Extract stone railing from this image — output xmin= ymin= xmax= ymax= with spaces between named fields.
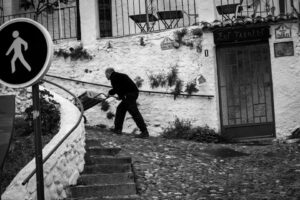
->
xmin=1 ymin=87 xmax=86 ymax=200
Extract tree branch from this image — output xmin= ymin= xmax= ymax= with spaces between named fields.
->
xmin=21 ymin=0 xmax=71 ymax=17
xmin=36 ymin=0 xmax=64 ymax=16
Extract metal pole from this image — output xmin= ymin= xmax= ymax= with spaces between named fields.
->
xmin=76 ymin=0 xmax=81 ymax=40
xmin=32 ymin=84 xmax=45 ymax=200
xmin=298 ymin=0 xmax=300 ymax=35
xmin=0 ymin=170 xmax=2 ymax=200
xmin=58 ymin=0 xmax=63 ymax=39
xmin=145 ymin=0 xmax=150 ymax=31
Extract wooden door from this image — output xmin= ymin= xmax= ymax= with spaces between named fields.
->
xmin=217 ymin=42 xmax=275 ymax=139
xmin=98 ymin=0 xmax=112 ymax=37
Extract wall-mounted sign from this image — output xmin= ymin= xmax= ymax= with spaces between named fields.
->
xmin=197 ymin=75 xmax=206 ymax=84
xmin=275 ymin=24 xmax=292 ymax=39
xmin=205 ymin=49 xmax=209 ymax=57
xmin=213 ymin=26 xmax=270 ymax=45
xmin=160 ymin=37 xmax=174 ymax=50
xmin=274 ymin=41 xmax=294 ymax=57
xmin=0 ymin=18 xmax=53 ymax=88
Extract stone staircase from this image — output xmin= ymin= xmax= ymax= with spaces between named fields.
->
xmin=65 ymin=136 xmax=139 ymax=200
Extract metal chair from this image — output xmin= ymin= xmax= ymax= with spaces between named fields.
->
xmin=129 ymin=14 xmax=158 ymax=32
xmin=216 ymin=0 xmax=244 ymax=20
xmin=157 ymin=10 xmax=183 ymax=29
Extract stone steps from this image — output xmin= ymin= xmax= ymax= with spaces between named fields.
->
xmin=83 ymin=163 xmax=132 ymax=174
xmin=85 ymin=156 xmax=132 ymax=165
xmin=66 ymin=194 xmax=140 ymax=200
xmin=66 ymin=131 xmax=139 ymax=200
xmin=86 ymin=139 xmax=103 ymax=147
xmin=68 ymin=183 xmax=137 ymax=199
xmin=77 ymin=173 xmax=134 ymax=185
xmin=86 ymin=147 xmax=122 ymax=157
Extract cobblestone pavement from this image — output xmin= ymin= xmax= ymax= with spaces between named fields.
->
xmin=86 ymin=127 xmax=300 ymax=200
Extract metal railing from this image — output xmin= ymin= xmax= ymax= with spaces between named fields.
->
xmin=22 ymin=79 xmax=84 ymax=185
xmin=100 ymin=0 xmax=198 ymax=38
xmin=215 ymin=0 xmax=297 ymax=21
xmin=1 ymin=6 xmax=79 ymax=41
xmin=45 ymin=74 xmax=214 ymax=99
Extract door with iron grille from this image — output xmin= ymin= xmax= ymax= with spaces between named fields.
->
xmin=216 ymin=42 xmax=275 ymax=139
xmin=98 ymin=0 xmax=112 ymax=37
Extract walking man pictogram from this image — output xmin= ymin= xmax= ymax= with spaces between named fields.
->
xmin=5 ymin=30 xmax=31 ymax=73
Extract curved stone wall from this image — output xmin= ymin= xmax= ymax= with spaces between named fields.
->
xmin=1 ymin=87 xmax=86 ymax=200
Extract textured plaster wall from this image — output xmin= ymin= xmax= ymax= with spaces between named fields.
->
xmin=4 ymin=0 xmax=30 ymax=14
xmin=49 ymin=28 xmax=220 ymax=136
xmin=198 ymin=0 xmax=216 ymax=22
xmin=1 ymin=88 xmax=86 ymax=200
xmin=3 ymin=0 xmax=13 ymax=15
xmin=269 ymin=22 xmax=300 ymax=138
xmin=79 ymin=0 xmax=98 ymax=47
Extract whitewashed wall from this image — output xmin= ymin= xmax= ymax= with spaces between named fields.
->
xmin=269 ymin=22 xmax=300 ymax=138
xmin=1 ymin=88 xmax=86 ymax=200
xmin=3 ymin=0 xmax=13 ymax=15
xmin=79 ymin=0 xmax=98 ymax=47
xmin=49 ymin=27 xmax=220 ymax=136
xmin=198 ymin=0 xmax=217 ymax=22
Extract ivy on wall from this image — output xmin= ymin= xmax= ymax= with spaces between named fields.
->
xmin=173 ymin=27 xmax=203 ymax=53
xmin=54 ymin=45 xmax=93 ymax=61
xmin=147 ymin=65 xmax=202 ymax=99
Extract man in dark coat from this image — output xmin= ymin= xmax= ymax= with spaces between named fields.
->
xmin=105 ymin=68 xmax=149 ymax=138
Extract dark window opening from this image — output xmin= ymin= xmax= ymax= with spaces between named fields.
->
xmin=99 ymin=0 xmax=112 ymax=37
xmin=279 ymin=0 xmax=285 ymax=15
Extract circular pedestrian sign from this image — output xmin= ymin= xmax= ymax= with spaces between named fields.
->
xmin=0 ymin=18 xmax=53 ymax=88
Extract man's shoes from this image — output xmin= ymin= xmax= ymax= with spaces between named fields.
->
xmin=135 ymin=130 xmax=149 ymax=139
xmin=109 ymin=128 xmax=122 ymax=135
xmin=114 ymin=130 xmax=122 ymax=135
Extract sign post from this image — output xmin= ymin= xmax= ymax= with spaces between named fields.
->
xmin=32 ymin=84 xmax=44 ymax=200
xmin=0 ymin=18 xmax=53 ymax=200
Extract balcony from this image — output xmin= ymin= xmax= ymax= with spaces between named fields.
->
xmin=215 ymin=0 xmax=298 ymax=23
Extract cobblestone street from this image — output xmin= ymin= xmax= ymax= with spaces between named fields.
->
xmin=87 ymin=127 xmax=300 ymax=200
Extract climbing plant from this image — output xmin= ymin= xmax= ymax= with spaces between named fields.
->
xmin=54 ymin=45 xmax=93 ymax=61
xmin=167 ymin=65 xmax=179 ymax=87
xmin=172 ymin=79 xmax=183 ymax=100
xmin=134 ymin=76 xmax=144 ymax=88
xmin=185 ymin=81 xmax=199 ymax=96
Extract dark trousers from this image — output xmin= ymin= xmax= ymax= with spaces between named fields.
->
xmin=114 ymin=92 xmax=147 ymax=132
